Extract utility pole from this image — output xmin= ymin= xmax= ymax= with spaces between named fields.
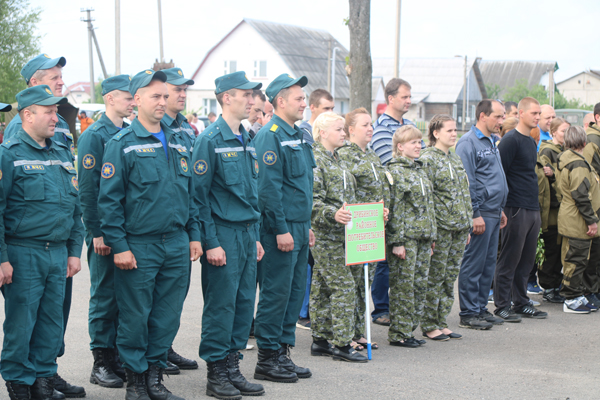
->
xmin=82 ymin=8 xmax=95 ymax=103
xmin=115 ymin=0 xmax=121 ymax=74
xmin=394 ymin=0 xmax=401 ymax=78
xmin=157 ymin=0 xmax=165 ymax=62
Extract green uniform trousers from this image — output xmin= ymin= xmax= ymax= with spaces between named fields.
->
xmin=1 ymin=243 xmax=67 ymax=385
xmin=310 ymin=239 xmax=357 ymax=347
xmin=421 ymin=228 xmax=468 ymax=333
xmin=86 ymin=232 xmax=119 ymax=350
xmin=388 ymin=239 xmax=431 ymax=342
xmin=255 ymin=220 xmax=310 ymax=350
xmin=560 ymin=237 xmax=600 ymax=299
xmin=57 ymin=276 xmax=72 ymax=358
xmin=115 ymin=229 xmax=189 ymax=373
xmin=199 ymin=223 xmax=257 ymax=362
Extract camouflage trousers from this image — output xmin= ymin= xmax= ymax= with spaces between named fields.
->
xmin=559 ymin=237 xmax=600 ymax=299
xmin=310 ymin=239 xmax=358 ymax=347
xmin=388 ymin=239 xmax=432 ymax=342
xmin=420 ymin=228 xmax=468 ymax=333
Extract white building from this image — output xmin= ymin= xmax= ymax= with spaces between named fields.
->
xmin=63 ymin=81 xmax=95 ymax=105
xmin=557 ymin=70 xmax=600 ymax=107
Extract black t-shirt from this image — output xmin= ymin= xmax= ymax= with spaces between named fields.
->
xmin=498 ymin=129 xmax=539 ymax=210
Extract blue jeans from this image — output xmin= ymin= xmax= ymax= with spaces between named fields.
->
xmin=299 ymin=264 xmax=312 ymax=319
xmin=371 ymin=260 xmax=389 ymax=320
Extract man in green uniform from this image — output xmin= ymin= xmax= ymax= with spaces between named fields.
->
xmin=98 ymin=70 xmax=202 ymax=400
xmin=78 ymin=75 xmax=135 ymax=389
xmin=193 ymin=71 xmax=265 ymax=399
xmin=3 ymin=53 xmax=84 ymax=398
xmin=160 ymin=68 xmax=201 ymax=373
xmin=253 ymin=74 xmax=315 ymax=382
xmin=0 ymin=86 xmax=84 ymax=400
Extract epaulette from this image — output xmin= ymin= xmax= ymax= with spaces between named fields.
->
xmin=1 ymin=138 xmax=20 ymax=148
xmin=93 ymin=124 xmax=100 ymax=131
xmin=64 ymin=132 xmax=73 ymax=139
xmin=113 ymin=127 xmax=133 ymax=141
xmin=270 ymin=124 xmax=279 ymax=132
xmin=53 ymin=140 xmax=69 ymax=149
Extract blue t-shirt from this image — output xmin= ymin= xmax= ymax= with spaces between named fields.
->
xmin=234 ymin=133 xmax=243 ymax=145
xmin=152 ymin=129 xmax=168 ymax=159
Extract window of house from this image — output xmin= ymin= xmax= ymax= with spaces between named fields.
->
xmin=203 ymin=98 xmax=217 ymax=115
xmin=452 ymin=104 xmax=458 ymax=120
xmin=253 ymin=61 xmax=267 ymax=77
xmin=224 ymin=61 xmax=237 ymax=74
xmin=470 ymin=105 xmax=476 ymax=121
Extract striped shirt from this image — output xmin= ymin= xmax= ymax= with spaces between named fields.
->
xmin=370 ymin=113 xmax=415 ymax=165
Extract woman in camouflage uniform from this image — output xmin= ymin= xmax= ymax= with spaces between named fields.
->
xmin=419 ymin=115 xmax=472 ymax=341
xmin=338 ymin=108 xmax=390 ymax=351
xmin=387 ymin=125 xmax=436 ymax=348
xmin=310 ymin=112 xmax=368 ymax=363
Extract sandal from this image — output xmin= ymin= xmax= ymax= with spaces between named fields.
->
xmin=356 ymin=339 xmax=378 ymax=350
xmin=350 ymin=341 xmax=364 ymax=351
xmin=373 ymin=315 xmax=391 ymax=326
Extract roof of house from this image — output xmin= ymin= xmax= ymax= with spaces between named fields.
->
xmin=192 ymin=18 xmax=350 ymax=99
xmin=557 ymin=69 xmax=600 ymax=85
xmin=63 ymin=81 xmax=94 ymax=96
xmin=479 ymin=60 xmax=558 ymax=97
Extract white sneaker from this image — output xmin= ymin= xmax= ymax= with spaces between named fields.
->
xmin=243 ymin=344 xmax=255 ymax=350
xmin=563 ymin=297 xmax=591 ymax=314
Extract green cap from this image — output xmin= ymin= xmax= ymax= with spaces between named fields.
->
xmin=102 ymin=74 xmax=132 ymax=96
xmin=21 ymin=54 xmax=67 ymax=84
xmin=0 ymin=103 xmax=11 ymax=112
xmin=163 ymin=68 xmax=194 ymax=86
xmin=214 ymin=71 xmax=262 ymax=95
xmin=129 ymin=69 xmax=167 ymax=96
xmin=16 ymin=85 xmax=68 ymax=111
xmin=266 ymin=73 xmax=308 ymax=103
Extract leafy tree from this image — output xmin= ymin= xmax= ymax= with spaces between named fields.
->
xmin=485 ymin=84 xmax=501 ymax=100
xmin=503 ymin=79 xmax=592 ymax=110
xmin=0 ymin=0 xmax=41 ymax=106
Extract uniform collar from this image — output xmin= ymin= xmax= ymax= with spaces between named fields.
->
xmin=215 ymin=115 xmax=250 ymax=143
xmin=16 ymin=128 xmax=62 ymax=151
xmin=131 ymin=117 xmax=168 ymax=138
xmin=162 ymin=112 xmax=186 ymax=129
xmin=98 ymin=112 xmax=126 ymax=134
xmin=270 ymin=114 xmax=300 ymax=138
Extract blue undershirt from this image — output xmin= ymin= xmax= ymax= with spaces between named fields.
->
xmin=152 ymin=129 xmax=168 ymax=159
xmin=234 ymin=133 xmax=243 ymax=145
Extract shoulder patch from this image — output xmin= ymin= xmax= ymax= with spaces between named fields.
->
xmin=194 ymin=160 xmax=207 ymax=175
xmin=0 ymin=170 xmax=2 ymax=180
xmin=270 ymin=124 xmax=278 ymax=132
xmin=263 ymin=151 xmax=277 ymax=165
xmin=385 ymin=171 xmax=394 ymax=185
xmin=82 ymin=154 xmax=96 ymax=169
xmin=101 ymin=162 xmax=115 ymax=178
xmin=113 ymin=128 xmax=133 ymax=141
xmin=1 ymin=138 xmax=20 ymax=149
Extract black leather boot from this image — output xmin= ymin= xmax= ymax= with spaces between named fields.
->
xmin=277 ymin=344 xmax=311 ymax=378
xmin=206 ymin=358 xmax=241 ymax=400
xmin=52 ymin=374 xmax=85 ymax=398
xmin=50 ymin=389 xmax=65 ymax=399
xmin=108 ymin=348 xmax=127 ymax=382
xmin=5 ymin=381 xmax=30 ymax=400
xmin=163 ymin=361 xmax=180 ymax=376
xmin=125 ymin=369 xmax=151 ymax=400
xmin=31 ymin=377 xmax=54 ymax=400
xmin=253 ymin=348 xmax=298 ymax=383
xmin=146 ymin=365 xmax=184 ymax=400
xmin=90 ymin=348 xmax=124 ymax=388
xmin=226 ymin=352 xmax=264 ymax=396
xmin=167 ymin=347 xmax=198 ymax=370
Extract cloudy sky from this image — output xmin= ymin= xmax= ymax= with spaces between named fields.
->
xmin=29 ymin=0 xmax=599 ymax=88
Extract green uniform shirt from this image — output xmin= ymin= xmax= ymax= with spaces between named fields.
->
xmin=162 ymin=112 xmax=196 ymax=152
xmin=98 ymin=118 xmax=201 ymax=254
xmin=254 ymin=114 xmax=315 ymax=234
xmin=0 ymin=129 xmax=84 ymax=262
xmin=78 ymin=113 xmax=129 ymax=237
xmin=337 ymin=141 xmax=391 ymax=206
xmin=387 ymin=156 xmax=436 ymax=246
xmin=192 ymin=116 xmax=260 ymax=250
xmin=419 ymin=147 xmax=472 ymax=232
xmin=312 ymin=141 xmax=356 ymax=241
xmin=4 ymin=113 xmax=75 ymax=159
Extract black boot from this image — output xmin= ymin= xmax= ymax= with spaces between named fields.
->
xmin=277 ymin=344 xmax=311 ymax=378
xmin=90 ymin=348 xmax=124 ymax=388
xmin=5 ymin=381 xmax=30 ymax=400
xmin=167 ymin=347 xmax=198 ymax=370
xmin=52 ymin=374 xmax=85 ymax=398
xmin=108 ymin=348 xmax=127 ymax=382
xmin=146 ymin=365 xmax=184 ymax=400
xmin=206 ymin=359 xmax=241 ymax=400
xmin=125 ymin=369 xmax=151 ymax=400
xmin=163 ymin=361 xmax=180 ymax=376
xmin=253 ymin=348 xmax=298 ymax=383
xmin=31 ymin=377 xmax=54 ymax=400
xmin=226 ymin=352 xmax=264 ymax=396
xmin=51 ymin=390 xmax=65 ymax=400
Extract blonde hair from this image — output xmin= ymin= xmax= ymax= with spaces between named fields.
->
xmin=392 ymin=125 xmax=422 ymax=157
xmin=312 ymin=112 xmax=345 ymax=143
xmin=500 ymin=117 xmax=518 ymax=137
xmin=344 ymin=107 xmax=370 ymax=134
xmin=186 ymin=113 xmax=194 ymax=123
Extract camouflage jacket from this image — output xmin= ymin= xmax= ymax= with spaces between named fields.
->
xmin=387 ymin=156 xmax=436 ymax=246
xmin=312 ymin=141 xmax=356 ymax=241
xmin=583 ymin=123 xmax=600 ymax=176
xmin=419 ymin=147 xmax=472 ymax=232
xmin=337 ymin=141 xmax=391 ymax=207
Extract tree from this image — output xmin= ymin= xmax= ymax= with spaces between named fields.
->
xmin=347 ymin=0 xmax=372 ymax=111
xmin=485 ymin=84 xmax=501 ymax=100
xmin=0 ymin=0 xmax=41 ymax=105
xmin=503 ymin=78 xmax=592 ymax=110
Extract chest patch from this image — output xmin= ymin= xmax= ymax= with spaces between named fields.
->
xmin=221 ymin=152 xmax=238 ymax=158
xmin=71 ymin=176 xmax=79 ymax=191
xmin=385 ymin=171 xmax=394 ymax=185
xmin=23 ymin=165 xmax=45 ymax=171
xmin=136 ymin=148 xmax=155 ymax=153
xmin=255 ymin=160 xmax=259 ymax=174
xmin=180 ymin=158 xmax=188 ymax=172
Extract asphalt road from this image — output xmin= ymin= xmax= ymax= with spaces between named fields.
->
xmin=0 ymin=247 xmax=595 ymax=400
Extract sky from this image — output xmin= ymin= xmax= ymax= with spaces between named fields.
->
xmin=28 ymin=0 xmax=600 ymax=89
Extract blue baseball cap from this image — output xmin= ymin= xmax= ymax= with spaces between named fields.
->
xmin=21 ymin=54 xmax=67 ymax=84
xmin=129 ymin=69 xmax=167 ymax=96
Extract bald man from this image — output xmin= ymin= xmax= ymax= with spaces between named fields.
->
xmin=583 ymin=112 xmax=595 ymax=130
xmin=537 ymin=105 xmax=555 ymax=150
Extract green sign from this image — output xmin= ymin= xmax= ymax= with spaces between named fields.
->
xmin=345 ymin=201 xmax=386 ymax=265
